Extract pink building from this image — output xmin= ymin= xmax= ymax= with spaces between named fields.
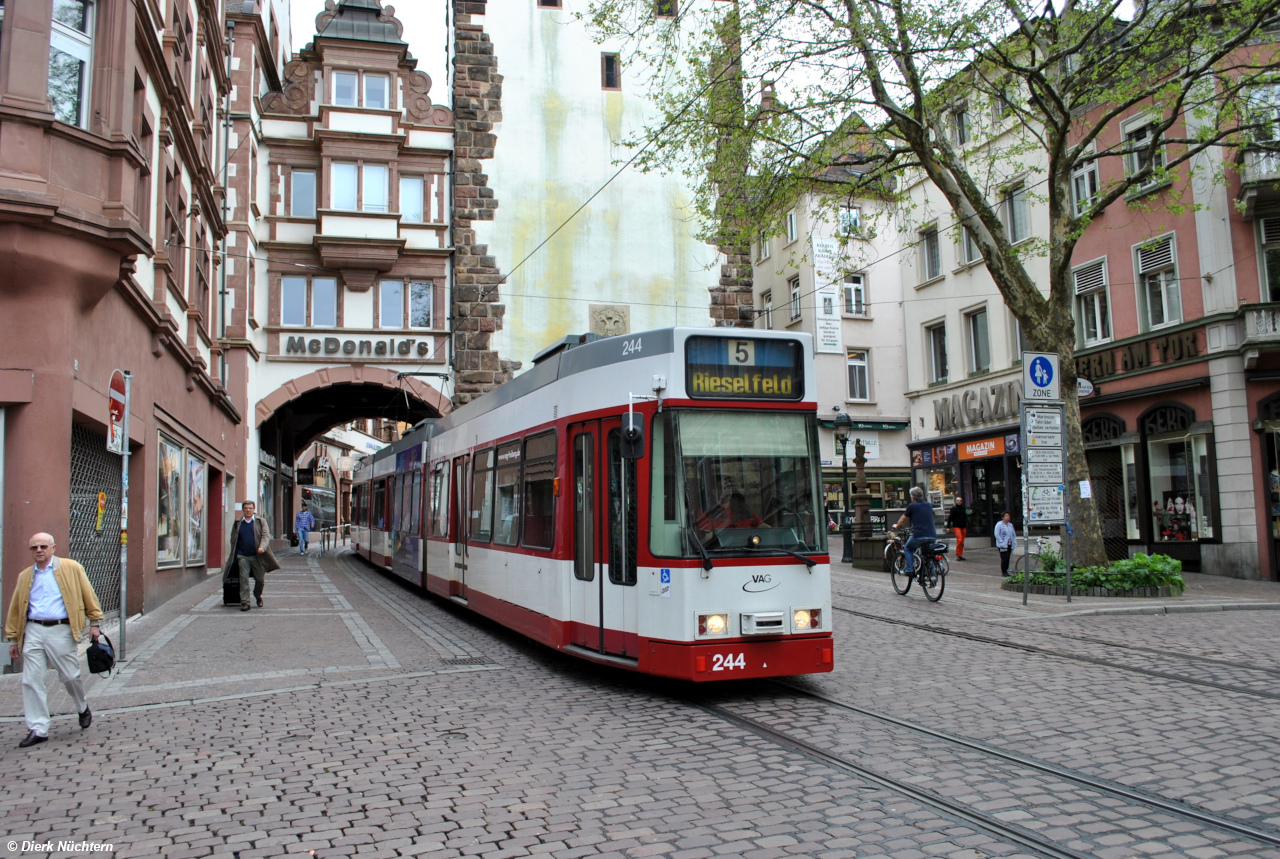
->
xmin=1070 ymin=97 xmax=1280 ymax=578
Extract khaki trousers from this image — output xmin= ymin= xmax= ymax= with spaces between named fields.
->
xmin=237 ymin=554 xmax=265 ymax=604
xmin=22 ymin=622 xmax=88 ymax=736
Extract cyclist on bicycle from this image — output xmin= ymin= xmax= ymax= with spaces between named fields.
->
xmin=894 ymin=486 xmax=936 ymax=577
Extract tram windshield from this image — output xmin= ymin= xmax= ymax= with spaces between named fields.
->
xmin=650 ymin=411 xmax=826 ymax=558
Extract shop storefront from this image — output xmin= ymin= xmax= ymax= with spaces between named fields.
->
xmin=1081 ymin=401 xmax=1219 ymax=571
xmin=1256 ymin=392 xmax=1280 ymax=579
xmin=909 ymin=427 xmax=1024 ymax=541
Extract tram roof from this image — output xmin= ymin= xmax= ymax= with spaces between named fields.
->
xmin=427 ymin=327 xmax=809 ymax=439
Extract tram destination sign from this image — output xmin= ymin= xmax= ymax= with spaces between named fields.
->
xmin=686 ymin=336 xmax=805 ymax=400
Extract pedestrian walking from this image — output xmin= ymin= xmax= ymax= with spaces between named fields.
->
xmin=4 ymin=533 xmax=103 ymax=748
xmin=995 ymin=511 xmax=1017 ymax=577
xmin=294 ymin=503 xmax=315 ymax=555
xmin=947 ymin=495 xmax=968 ymax=560
xmin=224 ymin=501 xmax=279 ymax=611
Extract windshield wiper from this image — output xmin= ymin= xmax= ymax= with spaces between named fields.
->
xmin=682 ymin=483 xmax=714 ymax=571
xmin=738 ymin=544 xmax=817 ymax=570
xmin=686 ymin=525 xmax=714 ymax=571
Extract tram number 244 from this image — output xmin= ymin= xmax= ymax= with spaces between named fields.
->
xmin=711 ymin=652 xmax=747 ymax=672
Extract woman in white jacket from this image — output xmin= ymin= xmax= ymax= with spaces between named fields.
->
xmin=994 ymin=512 xmax=1017 ymax=577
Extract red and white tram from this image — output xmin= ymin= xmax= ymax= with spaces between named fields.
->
xmin=351 ymin=327 xmax=833 ymax=681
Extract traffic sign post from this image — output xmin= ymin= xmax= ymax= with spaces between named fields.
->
xmin=107 ymin=370 xmax=131 ymax=661
xmin=1020 ymin=353 xmax=1069 ymax=604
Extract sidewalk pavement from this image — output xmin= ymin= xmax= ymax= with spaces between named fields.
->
xmin=838 ymin=542 xmax=1280 ymax=617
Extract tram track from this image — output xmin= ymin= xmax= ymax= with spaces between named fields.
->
xmin=834 ymin=604 xmax=1280 ymax=701
xmin=683 ymin=683 xmax=1280 ymax=859
xmin=768 ymin=680 xmax=1280 ymax=849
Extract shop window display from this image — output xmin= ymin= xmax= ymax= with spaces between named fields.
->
xmin=1266 ymin=425 xmax=1280 ymax=539
xmin=1148 ymin=434 xmax=1212 ymax=541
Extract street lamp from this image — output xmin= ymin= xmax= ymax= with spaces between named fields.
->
xmin=833 ymin=412 xmax=854 ymax=564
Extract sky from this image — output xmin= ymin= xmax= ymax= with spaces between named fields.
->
xmin=289 ymin=0 xmax=451 ymax=106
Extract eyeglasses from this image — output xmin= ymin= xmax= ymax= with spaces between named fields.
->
xmin=29 ymin=545 xmax=51 ymax=551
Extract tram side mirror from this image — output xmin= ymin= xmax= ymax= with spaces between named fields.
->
xmin=620 ymin=413 xmax=645 ymax=460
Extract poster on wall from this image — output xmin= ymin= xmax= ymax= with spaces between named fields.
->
xmin=157 ymin=435 xmax=183 ymax=565
xmin=186 ymin=454 xmax=206 ymax=563
xmin=811 ymin=236 xmax=843 ymax=354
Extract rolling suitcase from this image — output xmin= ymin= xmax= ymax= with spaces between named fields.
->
xmin=223 ymin=563 xmax=241 ymax=605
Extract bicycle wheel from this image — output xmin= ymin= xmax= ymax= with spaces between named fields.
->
xmin=934 ymin=555 xmax=950 ymax=576
xmin=922 ymin=560 xmax=946 ymax=601
xmin=1012 ymin=552 xmax=1039 ymax=574
xmin=891 ymin=551 xmax=914 ymax=594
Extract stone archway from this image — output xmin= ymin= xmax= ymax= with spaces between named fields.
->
xmin=255 ymin=365 xmax=451 ymax=428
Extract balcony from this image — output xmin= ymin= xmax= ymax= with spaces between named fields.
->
xmin=1237 ymin=148 xmax=1280 ymax=220
xmin=1241 ymin=302 xmax=1280 ymax=369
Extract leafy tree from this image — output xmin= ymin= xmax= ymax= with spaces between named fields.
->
xmin=587 ymin=0 xmax=1280 ymax=565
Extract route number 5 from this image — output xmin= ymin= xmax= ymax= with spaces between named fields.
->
xmin=731 ymin=340 xmax=755 ymax=366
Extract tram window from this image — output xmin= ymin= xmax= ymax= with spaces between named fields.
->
xmin=649 ymin=412 xmax=682 ymax=556
xmin=608 ymin=430 xmax=638 ymax=585
xmin=493 ymin=440 xmax=522 ymax=546
xmin=372 ymin=479 xmax=387 ymax=530
xmin=430 ymin=465 xmax=449 ymax=537
xmin=387 ymin=476 xmax=399 ymax=531
xmin=410 ymin=470 xmax=423 ymax=534
xmin=573 ymin=433 xmax=594 ymax=582
xmin=470 ymin=449 xmax=495 ymax=543
xmin=522 ymin=431 xmax=556 ymax=550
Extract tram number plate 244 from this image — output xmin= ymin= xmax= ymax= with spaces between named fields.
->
xmin=711 ymin=652 xmax=747 ymax=672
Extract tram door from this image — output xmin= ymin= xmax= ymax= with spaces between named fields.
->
xmin=569 ymin=419 xmax=639 ymax=658
xmin=451 ymin=455 xmax=469 ymax=600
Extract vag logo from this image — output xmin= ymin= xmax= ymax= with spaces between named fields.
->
xmin=742 ymin=573 xmax=778 ymax=593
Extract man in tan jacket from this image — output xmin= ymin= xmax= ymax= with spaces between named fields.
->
xmin=4 ymin=533 xmax=104 ymax=748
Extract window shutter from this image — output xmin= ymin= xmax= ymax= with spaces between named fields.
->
xmin=1073 ymin=260 xmax=1107 ymax=294
xmin=1137 ymin=237 xmax=1173 ymax=273
xmin=1262 ymin=217 xmax=1280 ymax=246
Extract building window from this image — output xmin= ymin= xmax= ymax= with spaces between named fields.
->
xmin=1071 ymin=154 xmax=1099 ymax=216
xmin=1260 ymin=217 xmax=1280 ymax=302
xmin=759 ymin=291 xmax=773 ymax=329
xmin=921 ymin=226 xmax=941 ymax=281
xmin=1125 ymin=120 xmax=1165 ymax=187
xmin=1073 ymin=259 xmax=1111 ymax=345
xmin=49 ymin=0 xmax=95 ymax=128
xmin=1010 ymin=313 xmax=1030 ymax=363
xmin=601 ymin=53 xmax=621 ymax=90
xmin=409 ymin=281 xmax=433 ymax=328
xmin=838 ymin=206 xmax=860 ymax=235
xmin=843 ymin=274 xmax=867 ymax=315
xmin=291 ymin=169 xmax=316 ymax=218
xmin=655 ymin=0 xmax=677 ymax=15
xmin=363 ymin=164 xmax=389 ymax=213
xmin=950 ymin=107 xmax=969 ymax=145
xmin=757 ymin=231 xmax=770 ymax=261
xmin=1137 ymin=236 xmax=1180 ymax=329
xmin=332 ymin=162 xmax=358 ymax=210
xmin=380 ymin=280 xmax=405 ymax=328
xmin=847 ymin=350 xmax=870 ymax=400
xmin=961 ymin=225 xmax=981 ymax=265
xmin=786 ymin=209 xmax=798 ymax=243
xmin=966 ymin=308 xmax=990 ymax=374
xmin=1 ymin=2 xmax=6 ymax=58
xmin=927 ymin=322 xmax=948 ymax=384
xmin=789 ymin=276 xmax=802 ymax=320
xmin=281 ymin=276 xmax=307 ymax=326
xmin=400 ymin=175 xmax=424 ymax=223
xmin=333 ymin=71 xmax=358 ymax=106
xmin=1149 ymin=433 xmax=1213 ymax=542
xmin=538 ymin=0 xmax=561 ymax=6
xmin=1003 ymin=184 xmax=1030 ymax=243
xmin=312 ymin=278 xmax=337 ymax=327
xmin=365 ymin=74 xmax=389 ymax=109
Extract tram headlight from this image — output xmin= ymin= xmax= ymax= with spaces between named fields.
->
xmin=698 ymin=613 xmax=729 ymax=636
xmin=792 ymin=609 xmax=822 ymax=632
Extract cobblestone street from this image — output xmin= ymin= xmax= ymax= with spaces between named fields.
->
xmin=2 ymin=550 xmax=1279 ymax=859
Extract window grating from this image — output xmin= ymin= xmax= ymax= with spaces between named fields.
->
xmin=68 ymin=424 xmax=122 ymax=614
